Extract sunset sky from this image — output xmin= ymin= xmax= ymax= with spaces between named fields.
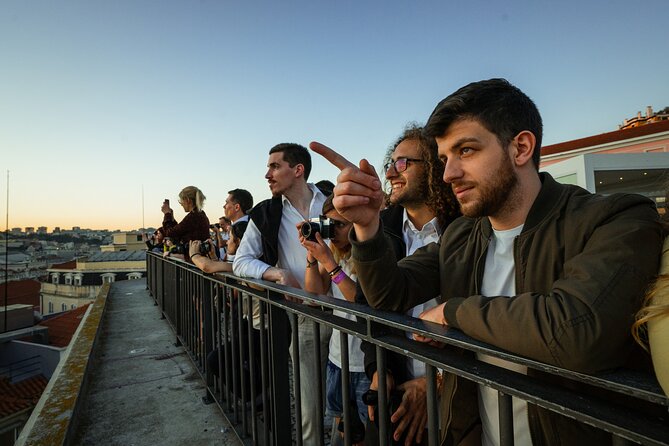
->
xmin=2 ymin=0 xmax=668 ymax=231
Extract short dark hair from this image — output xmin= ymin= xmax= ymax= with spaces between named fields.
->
xmin=231 ymin=221 xmax=249 ymax=240
xmin=227 ymin=188 xmax=254 ymax=214
xmin=424 ymin=78 xmax=543 ymax=170
xmin=269 ymin=143 xmax=312 ymax=180
xmin=315 ymin=180 xmax=335 ymax=196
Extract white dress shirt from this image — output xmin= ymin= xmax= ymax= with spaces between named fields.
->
xmin=233 ymin=184 xmax=326 ymax=288
xmin=402 ymin=209 xmax=441 ymax=378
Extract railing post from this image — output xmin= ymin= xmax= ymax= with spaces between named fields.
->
xmin=498 ymin=391 xmax=514 ymax=446
xmin=291 ymin=312 xmax=302 ymax=446
xmin=376 ymin=345 xmax=389 ymax=446
xmin=268 ymin=290 xmax=292 ymax=446
xmin=426 ymin=365 xmax=439 ymax=446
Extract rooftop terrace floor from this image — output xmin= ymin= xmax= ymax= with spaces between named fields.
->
xmin=73 ymin=279 xmax=241 ymax=445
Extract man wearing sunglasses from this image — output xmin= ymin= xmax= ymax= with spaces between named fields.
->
xmin=361 ymin=124 xmax=460 ymax=445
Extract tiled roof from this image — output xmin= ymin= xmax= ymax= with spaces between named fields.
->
xmin=39 ymin=304 xmax=91 ymax=347
xmin=0 ymin=375 xmax=48 ymax=418
xmin=542 ymin=119 xmax=669 ymax=156
xmin=50 ymin=260 xmax=77 ymax=270
xmin=0 ymin=279 xmax=40 ymax=310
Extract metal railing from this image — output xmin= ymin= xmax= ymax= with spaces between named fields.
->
xmin=146 ymin=252 xmax=669 ymax=446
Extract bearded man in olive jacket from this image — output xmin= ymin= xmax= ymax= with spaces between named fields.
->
xmin=309 ymin=78 xmax=663 ymax=446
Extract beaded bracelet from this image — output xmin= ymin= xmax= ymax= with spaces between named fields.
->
xmin=331 ymin=269 xmax=347 ymax=284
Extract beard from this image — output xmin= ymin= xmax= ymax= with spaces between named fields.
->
xmin=453 ymin=151 xmax=519 ymax=218
xmin=390 ymin=174 xmax=428 ymax=208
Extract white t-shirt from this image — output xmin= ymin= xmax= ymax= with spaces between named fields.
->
xmin=328 ymin=258 xmax=365 ymax=372
xmin=478 ymin=224 xmax=532 ymax=446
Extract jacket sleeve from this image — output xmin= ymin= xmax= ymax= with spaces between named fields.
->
xmin=351 ymin=220 xmax=442 ymax=313
xmin=444 ymin=196 xmax=663 ymax=373
xmin=161 ymin=212 xmax=193 ymax=241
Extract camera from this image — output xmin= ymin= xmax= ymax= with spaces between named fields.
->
xmin=299 ymin=216 xmax=335 ymax=241
xmin=209 ymin=223 xmax=221 ymax=229
xmin=199 ymin=240 xmax=212 ymax=256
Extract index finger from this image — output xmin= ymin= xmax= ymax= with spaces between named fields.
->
xmin=309 ymin=141 xmax=356 ymax=170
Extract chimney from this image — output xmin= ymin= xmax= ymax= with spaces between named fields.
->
xmin=646 ymin=105 xmax=653 ymax=118
xmin=637 ymin=111 xmax=642 ymax=119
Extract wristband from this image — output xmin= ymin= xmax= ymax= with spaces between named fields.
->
xmin=307 ymin=258 xmax=318 ymax=268
xmin=331 ymin=269 xmax=346 ymax=284
xmin=191 ymin=253 xmax=202 ymax=259
xmin=328 ymin=265 xmax=342 ymax=277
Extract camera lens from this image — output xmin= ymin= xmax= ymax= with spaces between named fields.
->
xmin=299 ymin=222 xmax=313 ymax=239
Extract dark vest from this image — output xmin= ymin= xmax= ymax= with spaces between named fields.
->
xmin=248 ymin=196 xmax=283 ymax=267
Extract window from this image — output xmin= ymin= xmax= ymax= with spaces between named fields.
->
xmin=48 ymin=302 xmax=53 ymax=313
xmin=101 ymin=273 xmax=116 ymax=284
xmin=64 ymin=274 xmax=73 ymax=285
xmin=74 ymin=274 xmax=83 ymax=286
xmin=51 ymin=273 xmax=59 ymax=284
xmin=62 ymin=303 xmax=67 ymax=312
xmin=71 ymin=304 xmax=76 ymax=309
xmin=127 ymin=272 xmax=142 ymax=280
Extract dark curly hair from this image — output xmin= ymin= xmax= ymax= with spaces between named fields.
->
xmin=383 ymin=123 xmax=460 ymax=228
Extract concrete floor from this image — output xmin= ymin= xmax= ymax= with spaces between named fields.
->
xmin=73 ymin=279 xmax=241 ymax=446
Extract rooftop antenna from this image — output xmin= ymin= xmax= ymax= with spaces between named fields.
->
xmin=141 ymin=184 xmax=145 ymax=230
xmin=4 ymin=170 xmax=9 ymax=333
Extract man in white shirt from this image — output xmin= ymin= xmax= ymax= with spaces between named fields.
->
xmin=218 ymin=188 xmax=252 ymax=261
xmin=233 ymin=143 xmax=331 ymax=446
xmin=224 ymin=188 xmax=252 ymax=225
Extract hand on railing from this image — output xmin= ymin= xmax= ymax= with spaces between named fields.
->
xmin=413 ymin=303 xmax=448 ymax=346
xmin=262 ymin=267 xmax=303 ymax=303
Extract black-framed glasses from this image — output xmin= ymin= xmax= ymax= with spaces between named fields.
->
xmin=383 ymin=157 xmax=424 ymax=173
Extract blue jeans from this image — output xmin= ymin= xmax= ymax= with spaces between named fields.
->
xmin=326 ymin=360 xmax=370 ymax=445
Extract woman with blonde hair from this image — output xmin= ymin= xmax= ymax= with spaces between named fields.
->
xmin=159 ymin=185 xmax=210 ymax=262
xmin=633 ymin=229 xmax=669 ymax=396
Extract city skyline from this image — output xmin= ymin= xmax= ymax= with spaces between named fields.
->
xmin=2 ymin=1 xmax=669 ymax=231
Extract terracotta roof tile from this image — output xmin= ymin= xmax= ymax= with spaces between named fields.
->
xmin=39 ymin=304 xmax=90 ymax=347
xmin=0 ymin=375 xmax=48 ymax=418
xmin=542 ymin=119 xmax=669 ymax=156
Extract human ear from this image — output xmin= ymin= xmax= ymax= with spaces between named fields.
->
xmin=294 ymin=163 xmax=305 ymax=178
xmin=511 ymin=131 xmax=536 ymax=167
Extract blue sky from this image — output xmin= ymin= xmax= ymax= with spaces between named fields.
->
xmin=2 ymin=0 xmax=668 ymax=230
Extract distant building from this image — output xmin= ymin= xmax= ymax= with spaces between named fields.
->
xmin=10 ymin=228 xmax=22 ymax=236
xmin=24 ymin=227 xmax=34 ymax=235
xmin=36 ymin=227 xmax=47 ymax=235
xmin=619 ymin=105 xmax=669 ymax=130
xmin=100 ymin=232 xmax=146 ymax=252
xmin=41 ymin=252 xmax=145 ymax=315
xmin=52 ymin=227 xmax=61 ymax=234
xmin=541 ymin=119 xmax=669 ymax=214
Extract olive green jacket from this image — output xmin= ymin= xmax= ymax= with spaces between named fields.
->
xmin=352 ymin=173 xmax=663 ymax=445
